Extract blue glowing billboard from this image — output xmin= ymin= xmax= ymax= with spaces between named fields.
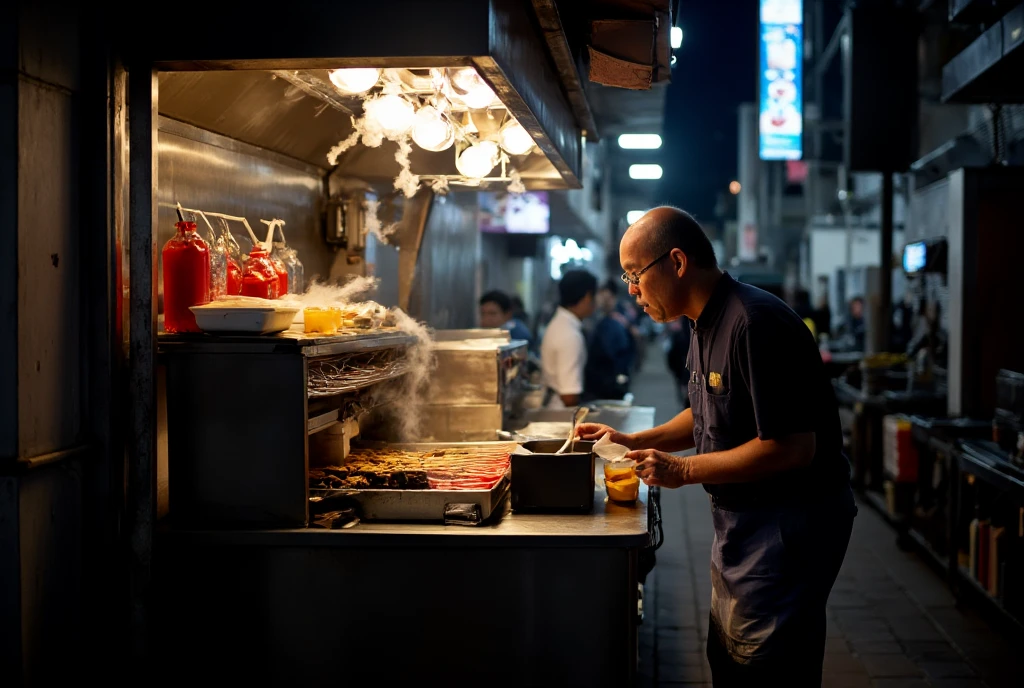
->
xmin=759 ymin=0 xmax=803 ymax=161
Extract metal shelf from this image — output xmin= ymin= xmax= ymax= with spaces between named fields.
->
xmin=159 ymin=329 xmax=418 ymax=358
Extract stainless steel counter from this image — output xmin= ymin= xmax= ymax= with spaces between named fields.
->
xmin=153 ymin=405 xmax=658 ymax=686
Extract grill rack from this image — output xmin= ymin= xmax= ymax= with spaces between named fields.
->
xmin=307 ymin=348 xmax=410 ymax=397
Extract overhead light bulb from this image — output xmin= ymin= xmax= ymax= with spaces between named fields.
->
xmin=411 ymin=105 xmax=455 ymax=152
xmin=328 ymin=68 xmax=381 ymax=94
xmin=364 ymin=94 xmax=415 ymax=138
xmin=671 ymin=26 xmax=683 ymax=49
xmin=629 ymin=164 xmax=663 ymax=180
xmin=498 ymin=120 xmax=534 ymax=156
xmin=618 ymin=134 xmax=663 ymax=149
xmin=447 ymin=67 xmax=496 ymax=109
xmin=456 ymin=140 xmax=500 ymax=178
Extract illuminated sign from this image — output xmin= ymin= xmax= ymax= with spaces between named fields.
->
xmin=759 ymin=0 xmax=803 ymax=161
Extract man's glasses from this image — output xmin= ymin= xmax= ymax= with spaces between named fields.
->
xmin=620 ymin=250 xmax=673 ymax=286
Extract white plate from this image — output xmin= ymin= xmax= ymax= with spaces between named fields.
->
xmin=190 ymin=303 xmax=299 ymax=334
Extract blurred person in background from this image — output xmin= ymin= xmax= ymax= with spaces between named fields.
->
xmin=479 ymin=289 xmax=534 ymax=349
xmin=812 ymin=277 xmax=832 ymax=340
xmin=584 ymin=280 xmax=635 ymax=401
xmin=540 ymin=269 xmax=597 ymax=409
xmin=578 ymin=207 xmax=854 ymax=687
xmin=837 ymin=295 xmax=866 ymax=351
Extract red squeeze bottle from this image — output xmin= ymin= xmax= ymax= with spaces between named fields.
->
xmin=241 ymin=246 xmax=280 ymax=299
xmin=270 ymin=253 xmax=289 ymax=297
xmin=226 ymin=255 xmax=243 ymax=295
xmin=162 ymin=221 xmax=211 ymax=333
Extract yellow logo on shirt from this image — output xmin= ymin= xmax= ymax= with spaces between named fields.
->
xmin=709 ymin=372 xmax=722 ymax=388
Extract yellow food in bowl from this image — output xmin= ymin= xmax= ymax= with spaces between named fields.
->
xmin=304 ymin=307 xmax=338 ymax=335
xmin=606 ymin=476 xmax=640 ymax=503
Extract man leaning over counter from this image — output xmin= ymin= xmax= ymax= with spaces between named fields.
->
xmin=578 ymin=207 xmax=856 ymax=688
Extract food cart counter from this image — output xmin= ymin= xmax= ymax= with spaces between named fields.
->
xmin=152 ymin=406 xmax=656 ymax=687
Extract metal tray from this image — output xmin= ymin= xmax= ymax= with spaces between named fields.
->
xmin=309 ymin=441 xmax=516 ymax=523
xmin=310 ymin=476 xmax=510 ymax=523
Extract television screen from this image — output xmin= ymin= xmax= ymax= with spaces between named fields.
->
xmin=903 ymin=241 xmax=926 ymax=273
xmin=479 ymin=191 xmax=550 ymax=234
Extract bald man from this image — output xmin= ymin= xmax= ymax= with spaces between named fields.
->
xmin=579 ymin=207 xmax=855 ymax=687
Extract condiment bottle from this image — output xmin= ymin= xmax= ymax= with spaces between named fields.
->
xmin=269 ymin=251 xmax=289 ymax=296
xmin=226 ymin=256 xmax=243 ymax=295
xmin=162 ymin=220 xmax=211 ymax=333
xmin=240 ymin=246 xmax=280 ymax=299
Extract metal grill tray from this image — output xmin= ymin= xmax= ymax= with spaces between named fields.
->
xmin=309 ymin=441 xmax=515 ymax=523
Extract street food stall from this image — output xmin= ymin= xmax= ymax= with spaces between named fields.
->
xmin=120 ymin=2 xmax=670 ymax=684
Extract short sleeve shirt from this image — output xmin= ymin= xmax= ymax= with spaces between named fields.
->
xmin=541 ymin=306 xmax=587 ymax=409
xmin=686 ymin=273 xmax=850 ymax=508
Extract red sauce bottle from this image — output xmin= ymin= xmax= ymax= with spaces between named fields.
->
xmin=240 ymin=246 xmax=280 ymax=299
xmin=226 ymin=255 xmax=243 ymax=295
xmin=270 ymin=253 xmax=289 ymax=297
xmin=162 ymin=221 xmax=211 ymax=333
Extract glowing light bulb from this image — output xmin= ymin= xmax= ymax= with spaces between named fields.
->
xmin=328 ymin=68 xmax=381 ymax=94
xmin=498 ymin=120 xmax=534 ymax=156
xmin=411 ymin=105 xmax=455 ymax=152
xmin=364 ymin=94 xmax=415 ymax=138
xmin=456 ymin=140 xmax=500 ymax=178
xmin=448 ymin=67 xmax=496 ymax=109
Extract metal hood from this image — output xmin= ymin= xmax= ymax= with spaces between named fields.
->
xmin=135 ymin=0 xmax=585 ymax=189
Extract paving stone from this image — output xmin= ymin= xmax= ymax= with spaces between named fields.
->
xmin=918 ymin=660 xmax=977 ymax=680
xmin=823 ymin=650 xmax=867 ymax=674
xmin=887 ymin=616 xmax=945 ymax=642
xmin=928 ymin=680 xmax=989 ymax=688
xmin=900 ymin=641 xmax=963 ymax=662
xmin=848 ymin=639 xmax=904 ymax=655
xmin=871 ymin=680 xmax=931 ymax=688
xmin=858 ymin=653 xmax=924 ymax=678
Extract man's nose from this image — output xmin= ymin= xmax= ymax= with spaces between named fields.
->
xmin=628 ymin=282 xmax=640 ymax=297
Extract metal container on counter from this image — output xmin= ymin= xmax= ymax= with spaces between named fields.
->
xmin=512 ymin=439 xmax=595 ymax=513
xmin=423 ymin=331 xmax=528 ymax=441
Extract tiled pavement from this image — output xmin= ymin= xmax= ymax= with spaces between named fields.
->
xmin=628 ymin=345 xmax=1024 ymax=687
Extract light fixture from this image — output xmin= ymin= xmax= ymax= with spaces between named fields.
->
xmin=447 ymin=67 xmax=497 ymax=109
xmin=411 ymin=105 xmax=455 ymax=152
xmin=626 ymin=210 xmax=645 ymax=224
xmin=498 ymin=119 xmax=534 ymax=156
xmin=729 ymin=180 xmax=742 ymax=195
xmin=456 ymin=140 xmax=500 ymax=178
xmin=671 ymin=27 xmax=683 ymax=49
xmin=328 ymin=68 xmax=382 ymax=94
xmin=629 ymin=164 xmax=663 ymax=180
xmin=364 ymin=94 xmax=415 ymax=138
xmin=618 ymin=134 xmax=662 ymax=150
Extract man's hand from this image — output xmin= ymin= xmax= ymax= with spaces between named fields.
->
xmin=576 ymin=423 xmax=636 ymax=449
xmin=628 ymin=449 xmax=691 ymax=489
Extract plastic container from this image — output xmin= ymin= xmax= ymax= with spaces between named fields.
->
xmin=304 ymin=307 xmax=338 ymax=335
xmin=269 ymin=252 xmax=289 ymax=296
xmin=190 ymin=302 xmax=299 ymax=334
xmin=162 ymin=220 xmax=211 ymax=333
xmin=240 ymin=247 xmax=280 ymax=299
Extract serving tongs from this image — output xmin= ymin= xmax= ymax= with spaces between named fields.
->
xmin=555 ymin=406 xmax=589 ymax=455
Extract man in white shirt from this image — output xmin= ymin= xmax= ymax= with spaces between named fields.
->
xmin=540 ymin=269 xmax=597 ymax=408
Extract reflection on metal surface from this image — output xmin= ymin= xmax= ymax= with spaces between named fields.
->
xmin=156 ymin=118 xmax=330 ymax=286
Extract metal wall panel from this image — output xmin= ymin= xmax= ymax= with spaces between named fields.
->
xmin=17 ymin=80 xmax=82 ymax=458
xmin=156 ymin=118 xmax=330 ymax=290
xmin=407 ymin=192 xmax=481 ymax=329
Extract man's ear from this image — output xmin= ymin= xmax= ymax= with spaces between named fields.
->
xmin=672 ymin=248 xmax=688 ymax=277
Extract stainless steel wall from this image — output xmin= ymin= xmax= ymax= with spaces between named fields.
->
xmin=156 ymin=117 xmax=331 ymax=292
xmin=407 ymin=192 xmax=481 ymax=329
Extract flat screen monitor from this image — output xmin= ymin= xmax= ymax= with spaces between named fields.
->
xmin=903 ymin=241 xmax=927 ymax=273
xmin=478 ymin=191 xmax=550 ymax=234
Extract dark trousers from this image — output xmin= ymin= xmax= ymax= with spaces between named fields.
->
xmin=705 ymin=491 xmax=856 ymax=687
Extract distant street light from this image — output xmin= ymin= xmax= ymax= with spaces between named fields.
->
xmin=671 ymin=27 xmax=683 ymax=49
xmin=729 ymin=181 xmax=742 ymax=195
xmin=618 ymin=134 xmax=662 ymax=150
xmin=626 ymin=210 xmax=645 ymax=224
xmin=629 ymin=164 xmax=663 ymax=180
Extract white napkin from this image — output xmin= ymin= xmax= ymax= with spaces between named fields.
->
xmin=593 ymin=434 xmax=632 ymax=463
xmin=512 ymin=445 xmax=533 ymax=455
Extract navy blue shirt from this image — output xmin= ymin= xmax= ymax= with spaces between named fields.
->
xmin=584 ymin=314 xmax=635 ymax=399
xmin=686 ymin=273 xmax=850 ymax=508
